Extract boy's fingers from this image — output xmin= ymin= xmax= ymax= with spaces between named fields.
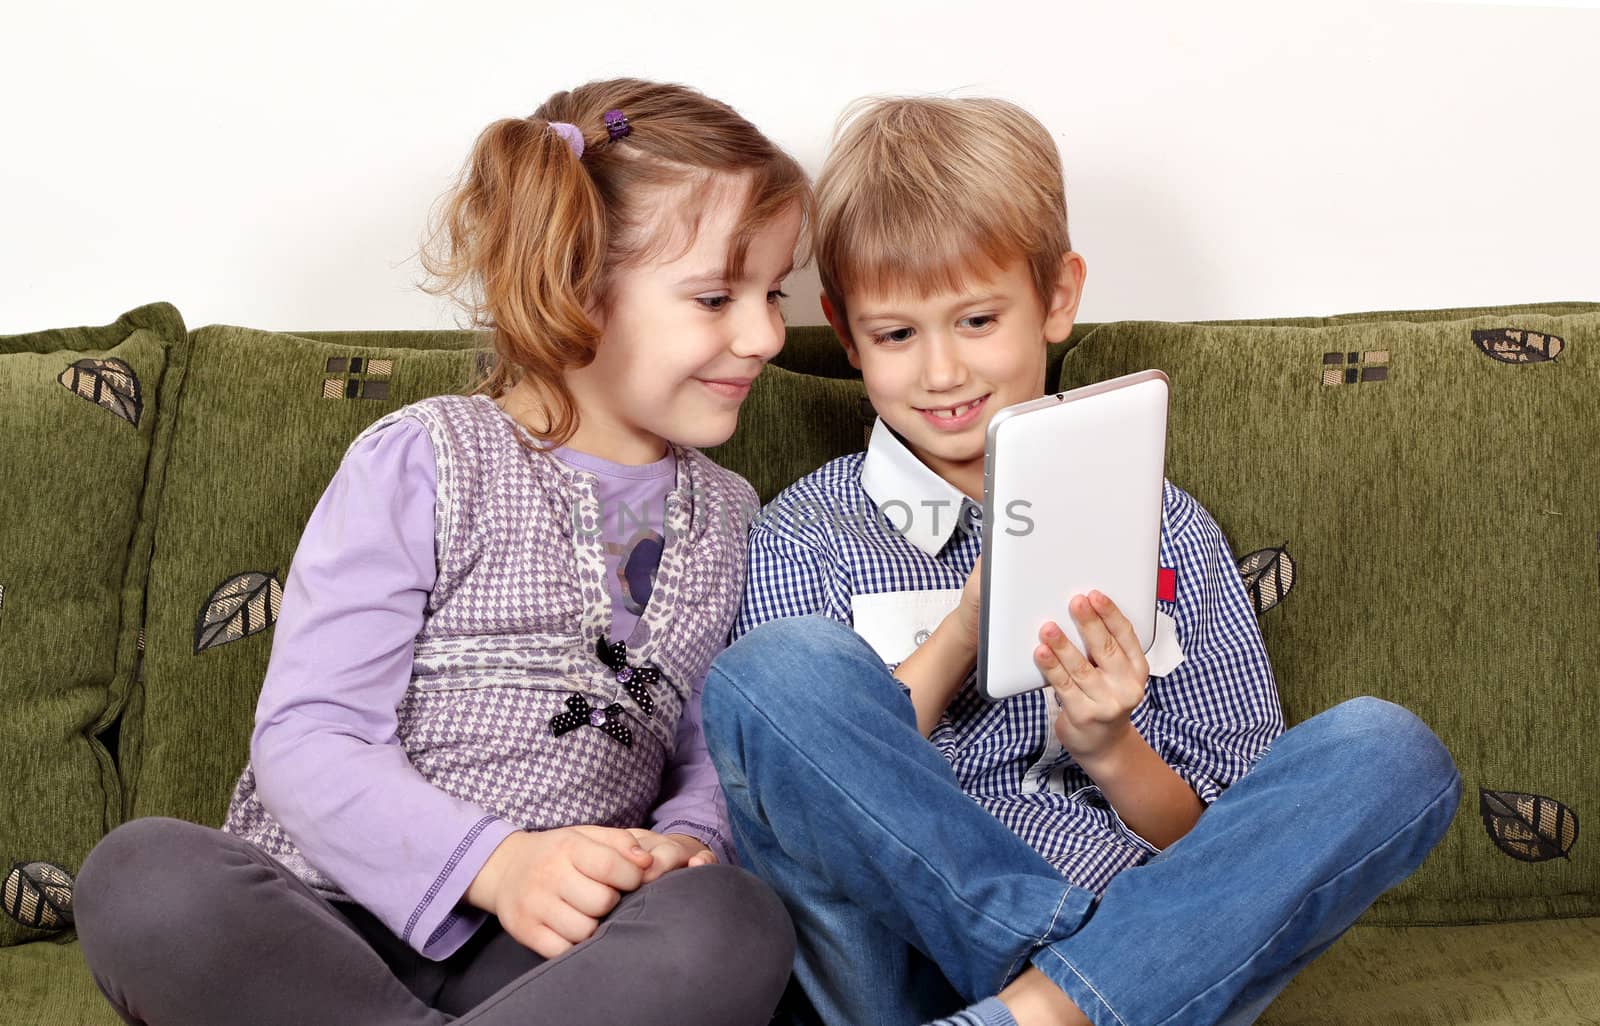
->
xmin=1038 ymin=636 xmax=1113 ymax=711
xmin=1050 ymin=617 xmax=1127 ymax=709
xmin=1069 ymin=596 xmax=1121 ymax=668
xmin=1089 ymin=590 xmax=1148 ymax=677
xmin=1039 ymin=621 xmax=1097 ymax=683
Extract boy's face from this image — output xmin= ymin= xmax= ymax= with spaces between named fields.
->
xmin=824 ymin=253 xmax=1085 ymax=499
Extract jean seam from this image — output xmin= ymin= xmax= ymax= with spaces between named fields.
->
xmin=1047 ymin=767 xmax=1460 ymax=1026
xmin=1035 ymin=947 xmax=1129 ymax=1026
xmin=1153 ymin=768 xmax=1461 ymax=1025
xmin=716 ymin=667 xmax=1050 ymax=952
xmin=1003 ymin=886 xmax=1076 ymax=986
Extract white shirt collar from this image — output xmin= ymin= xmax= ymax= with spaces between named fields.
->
xmin=859 ymin=419 xmax=975 ymax=558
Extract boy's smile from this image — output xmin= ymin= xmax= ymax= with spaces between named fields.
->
xmin=917 ymin=393 xmax=990 ymax=431
xmin=824 ymin=253 xmax=1085 ymax=500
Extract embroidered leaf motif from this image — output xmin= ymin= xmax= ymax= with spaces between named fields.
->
xmin=1238 ymin=542 xmax=1296 ymax=615
xmin=2 ymin=861 xmax=74 ymax=932
xmin=57 ymin=357 xmax=142 ymax=426
xmin=194 ymin=571 xmax=284 ymax=654
xmin=1471 ymin=328 xmax=1564 ymax=364
xmin=1479 ymin=788 xmax=1579 ymax=862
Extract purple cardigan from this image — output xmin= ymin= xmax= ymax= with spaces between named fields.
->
xmin=225 ymin=397 xmax=748 ymax=959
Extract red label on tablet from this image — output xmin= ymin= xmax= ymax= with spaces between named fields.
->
xmin=1157 ymin=567 xmax=1177 ymax=603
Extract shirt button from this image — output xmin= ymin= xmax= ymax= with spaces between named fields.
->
xmin=960 ymin=502 xmax=984 ymax=536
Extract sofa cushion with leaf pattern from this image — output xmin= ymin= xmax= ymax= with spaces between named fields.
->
xmin=123 ymin=325 xmax=478 ymax=828
xmin=1058 ymin=309 xmax=1600 ymax=925
xmin=0 ymin=303 xmax=189 ymax=946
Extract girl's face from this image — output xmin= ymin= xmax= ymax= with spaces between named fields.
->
xmin=562 ymin=176 xmax=802 ymax=464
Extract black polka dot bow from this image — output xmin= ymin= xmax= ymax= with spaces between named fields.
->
xmin=550 ymin=694 xmax=632 ymax=747
xmin=595 ymin=638 xmax=658 ymax=716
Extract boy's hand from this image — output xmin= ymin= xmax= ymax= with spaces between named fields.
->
xmin=946 ymin=556 xmax=983 ymax=653
xmin=626 ymin=829 xmax=717 ymax=883
xmin=897 ymin=557 xmax=984 ymax=735
xmin=466 ymin=825 xmax=654 ymax=958
xmin=1036 ymin=589 xmax=1150 ymax=767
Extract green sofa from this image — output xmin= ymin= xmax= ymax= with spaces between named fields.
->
xmin=3 ymin=300 xmax=1597 ymax=1024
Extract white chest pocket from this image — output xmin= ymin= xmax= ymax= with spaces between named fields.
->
xmin=1147 ymin=611 xmax=1184 ymax=677
xmin=850 ymin=593 xmax=1185 ymax=676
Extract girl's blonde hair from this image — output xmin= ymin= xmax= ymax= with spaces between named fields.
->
xmin=422 ymin=78 xmax=811 ymax=446
xmin=814 ymin=96 xmax=1070 ymax=324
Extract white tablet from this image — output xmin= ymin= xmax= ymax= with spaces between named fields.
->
xmin=977 ymin=370 xmax=1169 ymax=701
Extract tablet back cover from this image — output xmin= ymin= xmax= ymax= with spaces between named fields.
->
xmin=979 ymin=370 xmax=1168 ymax=700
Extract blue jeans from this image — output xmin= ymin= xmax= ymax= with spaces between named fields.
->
xmin=703 ymin=615 xmax=1461 ymax=1026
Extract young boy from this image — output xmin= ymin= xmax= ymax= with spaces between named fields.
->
xmin=701 ymin=97 xmax=1461 ymax=1026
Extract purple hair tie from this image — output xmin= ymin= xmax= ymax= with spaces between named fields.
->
xmin=548 ymin=121 xmax=584 ymax=159
xmin=604 ymin=109 xmax=631 ymax=142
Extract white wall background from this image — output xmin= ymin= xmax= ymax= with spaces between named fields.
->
xmin=4 ymin=0 xmax=1596 ymax=334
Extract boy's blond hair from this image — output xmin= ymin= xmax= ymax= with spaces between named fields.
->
xmin=815 ymin=96 xmax=1070 ymax=324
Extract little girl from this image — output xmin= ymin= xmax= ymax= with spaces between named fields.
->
xmin=75 ymin=78 xmax=810 ymax=1026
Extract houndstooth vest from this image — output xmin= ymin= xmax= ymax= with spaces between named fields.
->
xmin=222 ymin=394 xmax=757 ymax=897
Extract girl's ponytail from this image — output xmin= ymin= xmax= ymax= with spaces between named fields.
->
xmin=422 ymin=115 xmax=606 ymax=445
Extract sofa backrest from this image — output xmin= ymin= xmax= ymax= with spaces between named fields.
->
xmin=1058 ymin=307 xmax=1600 ymax=924
xmin=117 ymin=324 xmax=479 ymax=830
xmin=3 ymin=300 xmax=1596 ymax=945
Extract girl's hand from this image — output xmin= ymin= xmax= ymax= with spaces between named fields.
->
xmin=1036 ymin=590 xmax=1150 ymax=769
xmin=627 ymin=829 xmax=716 ymax=883
xmin=466 ymin=826 xmax=654 ymax=958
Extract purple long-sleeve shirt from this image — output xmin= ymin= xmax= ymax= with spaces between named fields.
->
xmin=248 ymin=417 xmax=731 ymax=959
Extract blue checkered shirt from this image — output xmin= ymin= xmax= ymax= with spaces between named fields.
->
xmin=733 ymin=421 xmax=1285 ymax=894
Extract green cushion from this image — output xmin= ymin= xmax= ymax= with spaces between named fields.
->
xmin=771 ymin=302 xmax=1600 ymax=384
xmin=1058 ymin=310 xmax=1600 ymax=925
xmin=0 ymin=303 xmax=188 ymax=946
xmin=289 ymin=328 xmax=482 ymax=352
xmin=123 ymin=326 xmax=476 ymax=826
xmin=1327 ymin=300 xmax=1600 ymax=325
xmin=772 ymin=304 xmax=1600 ymax=385
xmin=1190 ymin=300 xmax=1600 ymax=329
xmin=769 ymin=324 xmax=857 ymax=378
xmin=0 ymin=939 xmax=122 ymax=1026
xmin=1261 ymin=917 xmax=1600 ymax=1025
xmin=0 ymin=920 xmax=1592 ymax=1026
